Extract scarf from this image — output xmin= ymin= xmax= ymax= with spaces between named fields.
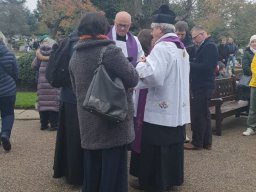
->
xmin=80 ymin=34 xmax=108 ymax=40
xmin=250 ymin=46 xmax=256 ymax=54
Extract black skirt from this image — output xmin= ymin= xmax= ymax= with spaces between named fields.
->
xmin=82 ymin=145 xmax=128 ymax=192
xmin=53 ymin=102 xmax=83 ymax=186
xmin=130 ymin=122 xmax=184 ymax=192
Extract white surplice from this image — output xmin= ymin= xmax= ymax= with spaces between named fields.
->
xmin=110 ymin=26 xmax=144 ymax=60
xmin=134 ymin=33 xmax=191 ymax=127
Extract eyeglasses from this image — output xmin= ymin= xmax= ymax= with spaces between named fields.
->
xmin=192 ymin=33 xmax=203 ymax=40
xmin=116 ymin=24 xmax=130 ymax=29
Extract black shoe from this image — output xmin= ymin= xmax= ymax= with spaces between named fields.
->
xmin=40 ymin=126 xmax=48 ymax=130
xmin=1 ymin=137 xmax=11 ymax=151
xmin=40 ymin=123 xmax=49 ymax=130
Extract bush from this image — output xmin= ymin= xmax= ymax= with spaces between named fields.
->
xmin=17 ymin=51 xmax=36 ymax=88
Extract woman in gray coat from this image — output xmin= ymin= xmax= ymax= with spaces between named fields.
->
xmin=69 ymin=12 xmax=138 ymax=192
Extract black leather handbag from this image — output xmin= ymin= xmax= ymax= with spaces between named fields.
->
xmin=82 ymin=46 xmax=128 ymax=123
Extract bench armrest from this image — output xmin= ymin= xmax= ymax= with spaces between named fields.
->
xmin=210 ymin=98 xmax=223 ymax=106
xmin=210 ymin=98 xmax=223 ymax=116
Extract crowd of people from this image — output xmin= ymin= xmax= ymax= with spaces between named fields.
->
xmin=217 ymin=37 xmax=239 ymax=76
xmin=1 ymin=3 xmax=256 ymax=192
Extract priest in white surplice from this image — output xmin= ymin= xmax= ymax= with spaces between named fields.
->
xmin=107 ymin=11 xmax=144 ymax=66
xmin=130 ymin=5 xmax=191 ymax=192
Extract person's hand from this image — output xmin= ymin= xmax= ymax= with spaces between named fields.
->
xmin=138 ymin=56 xmax=146 ymax=62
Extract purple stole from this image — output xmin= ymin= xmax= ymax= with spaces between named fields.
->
xmin=107 ymin=26 xmax=138 ymax=66
xmin=159 ymin=36 xmax=185 ymax=49
xmin=131 ymin=35 xmax=184 ymax=153
xmin=131 ymin=88 xmax=148 ymax=153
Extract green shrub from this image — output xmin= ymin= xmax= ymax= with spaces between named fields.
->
xmin=17 ymin=51 xmax=36 ymax=87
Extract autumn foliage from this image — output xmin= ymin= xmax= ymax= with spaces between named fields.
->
xmin=38 ymin=0 xmax=96 ymax=37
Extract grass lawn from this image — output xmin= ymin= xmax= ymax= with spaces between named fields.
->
xmin=15 ymin=92 xmax=36 ymax=109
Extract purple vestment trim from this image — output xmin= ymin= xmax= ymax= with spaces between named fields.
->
xmin=131 ymin=89 xmax=148 ymax=153
xmin=158 ymin=36 xmax=185 ymax=49
xmin=107 ymin=26 xmax=138 ymax=66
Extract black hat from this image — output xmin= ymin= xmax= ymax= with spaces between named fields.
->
xmin=152 ymin=5 xmax=176 ymax=24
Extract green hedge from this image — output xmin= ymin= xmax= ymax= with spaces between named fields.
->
xmin=17 ymin=51 xmax=36 ymax=87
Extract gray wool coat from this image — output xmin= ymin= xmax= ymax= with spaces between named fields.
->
xmin=69 ymin=39 xmax=139 ymax=150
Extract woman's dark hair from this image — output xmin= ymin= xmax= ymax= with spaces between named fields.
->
xmin=78 ymin=12 xmax=110 ymax=37
xmin=137 ymin=29 xmax=153 ymax=56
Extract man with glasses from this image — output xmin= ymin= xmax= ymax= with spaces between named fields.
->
xmin=107 ymin=11 xmax=144 ymax=66
xmin=184 ymin=26 xmax=218 ymax=150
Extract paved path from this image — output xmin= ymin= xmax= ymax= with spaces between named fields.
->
xmin=0 ymin=110 xmax=256 ymax=192
xmin=14 ymin=109 xmax=39 ymax=120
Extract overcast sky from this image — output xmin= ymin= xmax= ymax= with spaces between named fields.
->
xmin=25 ymin=0 xmax=37 ymax=11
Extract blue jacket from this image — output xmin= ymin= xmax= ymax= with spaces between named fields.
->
xmin=0 ymin=43 xmax=18 ymax=97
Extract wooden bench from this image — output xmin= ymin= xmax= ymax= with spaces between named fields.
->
xmin=210 ymin=77 xmax=249 ymax=136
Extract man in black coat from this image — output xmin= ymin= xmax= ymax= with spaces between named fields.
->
xmin=184 ymin=26 xmax=218 ymax=150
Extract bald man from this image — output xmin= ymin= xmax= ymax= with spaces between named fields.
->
xmin=107 ymin=11 xmax=144 ymax=66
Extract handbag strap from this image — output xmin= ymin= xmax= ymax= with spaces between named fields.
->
xmin=97 ymin=46 xmax=108 ymax=66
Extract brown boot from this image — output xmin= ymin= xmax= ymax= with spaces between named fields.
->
xmin=184 ymin=143 xmax=202 ymax=150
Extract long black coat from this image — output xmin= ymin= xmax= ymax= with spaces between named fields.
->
xmin=190 ymin=37 xmax=219 ymax=91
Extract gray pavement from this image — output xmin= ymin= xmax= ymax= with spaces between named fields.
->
xmin=14 ymin=109 xmax=40 ymax=120
xmin=0 ymin=110 xmax=255 ymax=191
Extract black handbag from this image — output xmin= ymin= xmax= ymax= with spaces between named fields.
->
xmin=238 ymin=75 xmax=251 ymax=88
xmin=82 ymin=46 xmax=128 ymax=123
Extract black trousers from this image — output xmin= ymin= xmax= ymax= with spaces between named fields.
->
xmin=82 ymin=145 xmax=128 ymax=192
xmin=39 ymin=111 xmax=59 ymax=128
xmin=191 ymin=89 xmax=213 ymax=148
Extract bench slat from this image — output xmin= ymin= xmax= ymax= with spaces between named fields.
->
xmin=209 ymin=77 xmax=249 ymax=136
xmin=210 ymin=100 xmax=249 ymax=114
